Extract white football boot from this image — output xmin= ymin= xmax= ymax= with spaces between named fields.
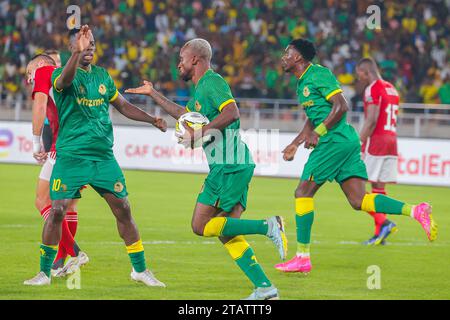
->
xmin=51 ymin=268 xmax=63 ymax=277
xmin=130 ymin=269 xmax=166 ymax=287
xmin=24 ymin=272 xmax=51 ymax=286
xmin=55 ymin=251 xmax=89 ymax=277
xmin=243 ymin=286 xmax=280 ymax=300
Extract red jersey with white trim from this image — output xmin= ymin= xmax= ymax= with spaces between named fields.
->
xmin=32 ymin=65 xmax=58 ymax=153
xmin=363 ymin=79 xmax=399 ymax=156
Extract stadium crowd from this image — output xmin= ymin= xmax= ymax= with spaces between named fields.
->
xmin=0 ymin=0 xmax=449 ymax=109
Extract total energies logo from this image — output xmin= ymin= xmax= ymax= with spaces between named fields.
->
xmin=0 ymin=129 xmax=13 ymax=158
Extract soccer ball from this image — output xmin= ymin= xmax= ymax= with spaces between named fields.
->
xmin=175 ymin=112 xmax=211 ymax=148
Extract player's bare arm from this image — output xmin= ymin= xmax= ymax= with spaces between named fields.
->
xmin=203 ymin=102 xmax=239 ymax=133
xmin=55 ymin=25 xmax=91 ymax=90
xmin=282 ymin=119 xmax=314 ymax=161
xmin=125 ymin=80 xmax=186 ymax=120
xmin=323 ymin=93 xmax=349 ymax=128
xmin=304 ymin=93 xmax=349 ymax=148
xmin=31 ymin=92 xmax=48 ymax=163
xmin=111 ymin=93 xmax=167 ymax=132
xmin=359 ymin=103 xmax=380 ymax=144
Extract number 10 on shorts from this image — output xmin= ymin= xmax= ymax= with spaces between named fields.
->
xmin=52 ymin=179 xmax=62 ymax=191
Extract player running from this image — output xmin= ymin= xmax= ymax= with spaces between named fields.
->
xmin=126 ymin=38 xmax=287 ymax=300
xmin=357 ymin=58 xmax=400 ymax=245
xmin=275 ymin=38 xmax=437 ymax=274
xmin=24 ymin=25 xmax=167 ymax=287
xmin=25 ymin=53 xmax=88 ymax=277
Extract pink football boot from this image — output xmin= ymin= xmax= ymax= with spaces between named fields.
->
xmin=413 ymin=202 xmax=438 ymax=241
xmin=275 ymin=255 xmax=312 ymax=273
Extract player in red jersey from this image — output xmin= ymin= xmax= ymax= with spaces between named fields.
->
xmin=357 ymin=57 xmax=400 ymax=245
xmin=25 ymin=53 xmax=88 ymax=276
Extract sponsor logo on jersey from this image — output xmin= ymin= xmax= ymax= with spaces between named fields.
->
xmin=195 ymin=101 xmax=202 ymax=111
xmin=76 ymin=97 xmax=105 ymax=107
xmin=114 ymin=182 xmax=124 ymax=193
xmin=303 ymin=86 xmax=310 ymax=97
xmin=302 ymin=100 xmax=314 ymax=108
xmin=98 ymin=84 xmax=106 ymax=95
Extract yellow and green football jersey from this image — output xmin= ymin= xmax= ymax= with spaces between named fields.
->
xmin=51 ymin=65 xmax=119 ymax=161
xmin=186 ymin=69 xmax=254 ymax=172
xmin=296 ymin=64 xmax=359 ymax=143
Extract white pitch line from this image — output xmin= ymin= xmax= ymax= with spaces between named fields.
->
xmin=0 ymin=224 xmax=33 ymax=228
xmin=70 ymin=239 xmax=449 ymax=247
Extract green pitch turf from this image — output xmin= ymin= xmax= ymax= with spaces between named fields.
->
xmin=0 ymin=163 xmax=449 ymax=300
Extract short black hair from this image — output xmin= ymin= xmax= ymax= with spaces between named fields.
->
xmin=289 ymin=38 xmax=316 ymax=62
xmin=29 ymin=54 xmax=56 ymax=66
xmin=357 ymin=57 xmax=379 ymax=74
xmin=357 ymin=57 xmax=377 ymax=67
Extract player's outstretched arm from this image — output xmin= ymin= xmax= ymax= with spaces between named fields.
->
xmin=125 ymin=81 xmax=186 ymax=120
xmin=55 ymin=25 xmax=91 ymax=91
xmin=31 ymin=92 xmax=48 ymax=163
xmin=359 ymin=103 xmax=380 ymax=145
xmin=282 ymin=119 xmax=313 ymax=161
xmin=111 ymin=93 xmax=167 ymax=132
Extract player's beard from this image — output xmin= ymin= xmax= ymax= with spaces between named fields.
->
xmin=180 ymin=68 xmax=193 ymax=82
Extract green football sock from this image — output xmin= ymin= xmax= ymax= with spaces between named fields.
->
xmin=40 ymin=244 xmax=58 ymax=277
xmin=362 ymin=194 xmax=413 ymax=216
xmin=126 ymin=240 xmax=147 ymax=272
xmin=225 ymin=236 xmax=271 ymax=288
xmin=296 ymin=198 xmax=314 ymax=256
xmin=203 ymin=217 xmax=268 ymax=237
xmin=296 ymin=212 xmax=314 ymax=256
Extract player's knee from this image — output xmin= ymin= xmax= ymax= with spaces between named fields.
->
xmin=35 ymin=195 xmax=50 ymax=212
xmin=113 ymin=200 xmax=131 ymax=219
xmin=295 ymin=188 xmax=311 ymax=198
xmin=49 ymin=205 xmax=66 ymax=222
xmin=67 ymin=200 xmax=77 ymax=212
xmin=34 ymin=198 xmax=45 ymax=212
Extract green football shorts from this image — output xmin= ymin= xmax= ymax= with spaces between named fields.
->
xmin=197 ymin=165 xmax=255 ymax=213
xmin=50 ymin=156 xmax=128 ymax=200
xmin=301 ymin=139 xmax=368 ymax=185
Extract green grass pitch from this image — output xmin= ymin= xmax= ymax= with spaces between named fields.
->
xmin=0 ymin=163 xmax=449 ymax=300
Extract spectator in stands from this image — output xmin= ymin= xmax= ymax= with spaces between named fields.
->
xmin=0 ymin=0 xmax=448 ymax=108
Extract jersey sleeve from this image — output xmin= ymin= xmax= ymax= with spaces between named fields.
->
xmin=313 ymin=68 xmax=343 ymax=101
xmin=105 ymin=71 xmax=119 ymax=102
xmin=205 ymin=76 xmax=236 ymax=112
xmin=185 ymin=98 xmax=195 ymax=112
xmin=366 ymin=82 xmax=382 ymax=106
xmin=32 ymin=66 xmax=52 ymax=99
xmin=51 ymin=67 xmax=64 ymax=93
